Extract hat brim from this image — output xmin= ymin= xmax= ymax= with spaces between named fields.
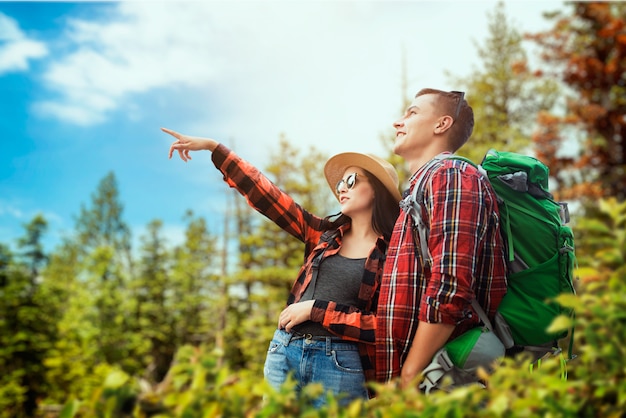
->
xmin=324 ymin=152 xmax=402 ymax=203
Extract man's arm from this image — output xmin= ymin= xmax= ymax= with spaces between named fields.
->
xmin=400 ymin=165 xmax=482 ymax=388
xmin=400 ymin=320 xmax=455 ymax=389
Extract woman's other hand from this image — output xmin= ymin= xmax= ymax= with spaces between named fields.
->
xmin=278 ymin=301 xmax=315 ymax=333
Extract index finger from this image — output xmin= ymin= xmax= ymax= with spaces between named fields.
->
xmin=161 ymin=127 xmax=179 ymax=138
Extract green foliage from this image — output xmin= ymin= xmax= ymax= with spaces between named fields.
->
xmin=265 ymin=134 xmax=335 ymax=217
xmin=0 ymin=219 xmax=60 ymax=417
xmin=0 ymin=376 xmax=26 ymax=418
xmin=49 ymin=196 xmax=626 ymax=417
xmin=171 ymin=212 xmax=220 ymax=342
xmin=574 ymin=198 xmax=626 ymax=276
xmin=75 ymin=172 xmax=132 ymax=266
xmin=17 ymin=214 xmax=48 ymax=277
xmin=59 ymin=259 xmax=625 ymax=417
xmin=64 ymin=344 xmax=369 ymax=418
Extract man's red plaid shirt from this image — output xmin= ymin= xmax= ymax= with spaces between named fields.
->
xmin=375 ymin=156 xmax=508 ymax=382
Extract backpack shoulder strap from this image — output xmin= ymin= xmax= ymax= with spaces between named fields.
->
xmin=301 ymin=229 xmax=339 ymax=300
xmin=470 ymin=298 xmax=494 ymax=332
xmin=400 ymin=155 xmax=448 ymax=264
xmin=319 ymin=229 xmax=338 ymax=246
xmin=314 ymin=229 xmax=339 ymax=264
xmin=401 ymin=153 xmax=473 ymax=263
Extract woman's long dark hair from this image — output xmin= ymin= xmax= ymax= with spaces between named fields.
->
xmin=325 ymin=169 xmax=400 ymax=242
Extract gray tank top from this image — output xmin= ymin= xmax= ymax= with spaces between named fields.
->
xmin=293 ymin=253 xmax=366 ymax=337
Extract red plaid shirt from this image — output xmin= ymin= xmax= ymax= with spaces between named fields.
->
xmin=375 ymin=156 xmax=507 ymax=382
xmin=212 ymin=144 xmax=387 ymax=382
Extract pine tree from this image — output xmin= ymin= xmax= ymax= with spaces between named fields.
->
xmin=0 ymin=243 xmax=28 ymax=417
xmin=0 ymin=216 xmax=57 ymax=417
xmin=453 ymin=1 xmax=559 ymax=163
xmin=528 ymin=2 xmax=626 ymax=201
xmin=133 ymin=219 xmax=172 ymax=382
xmin=43 ymin=172 xmax=138 ymax=405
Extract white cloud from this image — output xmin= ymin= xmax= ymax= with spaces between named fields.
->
xmin=0 ymin=201 xmax=24 ymax=219
xmin=35 ymin=3 xmax=227 ymax=125
xmin=0 ymin=199 xmax=65 ymax=228
xmin=0 ymin=12 xmax=22 ymax=40
xmin=33 ymin=1 xmax=563 ymax=157
xmin=34 ymin=1 xmax=456 ymax=153
xmin=0 ymin=12 xmax=48 ymax=74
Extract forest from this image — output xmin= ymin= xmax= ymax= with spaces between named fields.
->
xmin=1 ymin=2 xmax=625 ymax=417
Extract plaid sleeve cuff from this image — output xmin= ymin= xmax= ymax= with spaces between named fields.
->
xmin=311 ymin=299 xmax=330 ymax=323
xmin=420 ymin=296 xmax=473 ymax=325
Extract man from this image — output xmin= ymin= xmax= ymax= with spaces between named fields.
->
xmin=375 ymin=88 xmax=508 ymax=388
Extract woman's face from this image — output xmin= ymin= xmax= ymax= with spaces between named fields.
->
xmin=336 ymin=166 xmax=375 ymax=217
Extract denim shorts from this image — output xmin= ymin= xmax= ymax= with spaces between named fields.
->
xmin=263 ymin=328 xmax=368 ymax=407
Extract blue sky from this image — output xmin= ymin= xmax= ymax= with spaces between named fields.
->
xmin=0 ymin=0 xmax=564 ymax=252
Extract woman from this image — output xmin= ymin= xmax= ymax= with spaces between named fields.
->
xmin=162 ymin=127 xmax=401 ymax=406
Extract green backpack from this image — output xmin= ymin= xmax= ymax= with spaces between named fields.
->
xmin=479 ymin=150 xmax=576 ymax=359
xmin=406 ymin=150 xmax=577 ymax=390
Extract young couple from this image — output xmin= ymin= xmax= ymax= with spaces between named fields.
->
xmin=162 ymin=88 xmax=507 ymax=407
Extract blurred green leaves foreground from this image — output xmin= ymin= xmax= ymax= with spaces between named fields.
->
xmin=44 ymin=198 xmax=626 ymax=417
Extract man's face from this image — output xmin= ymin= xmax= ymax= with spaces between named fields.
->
xmin=392 ymin=94 xmax=441 ymax=158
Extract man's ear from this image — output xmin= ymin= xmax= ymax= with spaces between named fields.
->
xmin=434 ymin=115 xmax=454 ymax=134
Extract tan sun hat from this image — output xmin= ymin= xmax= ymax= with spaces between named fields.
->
xmin=324 ymin=152 xmax=402 ymax=203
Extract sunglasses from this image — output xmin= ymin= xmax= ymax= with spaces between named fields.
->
xmin=450 ymin=90 xmax=465 ymax=122
xmin=335 ymin=172 xmax=360 ymax=195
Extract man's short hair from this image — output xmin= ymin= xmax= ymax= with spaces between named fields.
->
xmin=415 ymin=88 xmax=474 ymax=151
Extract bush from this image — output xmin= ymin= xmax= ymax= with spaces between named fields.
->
xmin=56 ymin=263 xmax=626 ymax=418
xmin=52 ymin=197 xmax=626 ymax=417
